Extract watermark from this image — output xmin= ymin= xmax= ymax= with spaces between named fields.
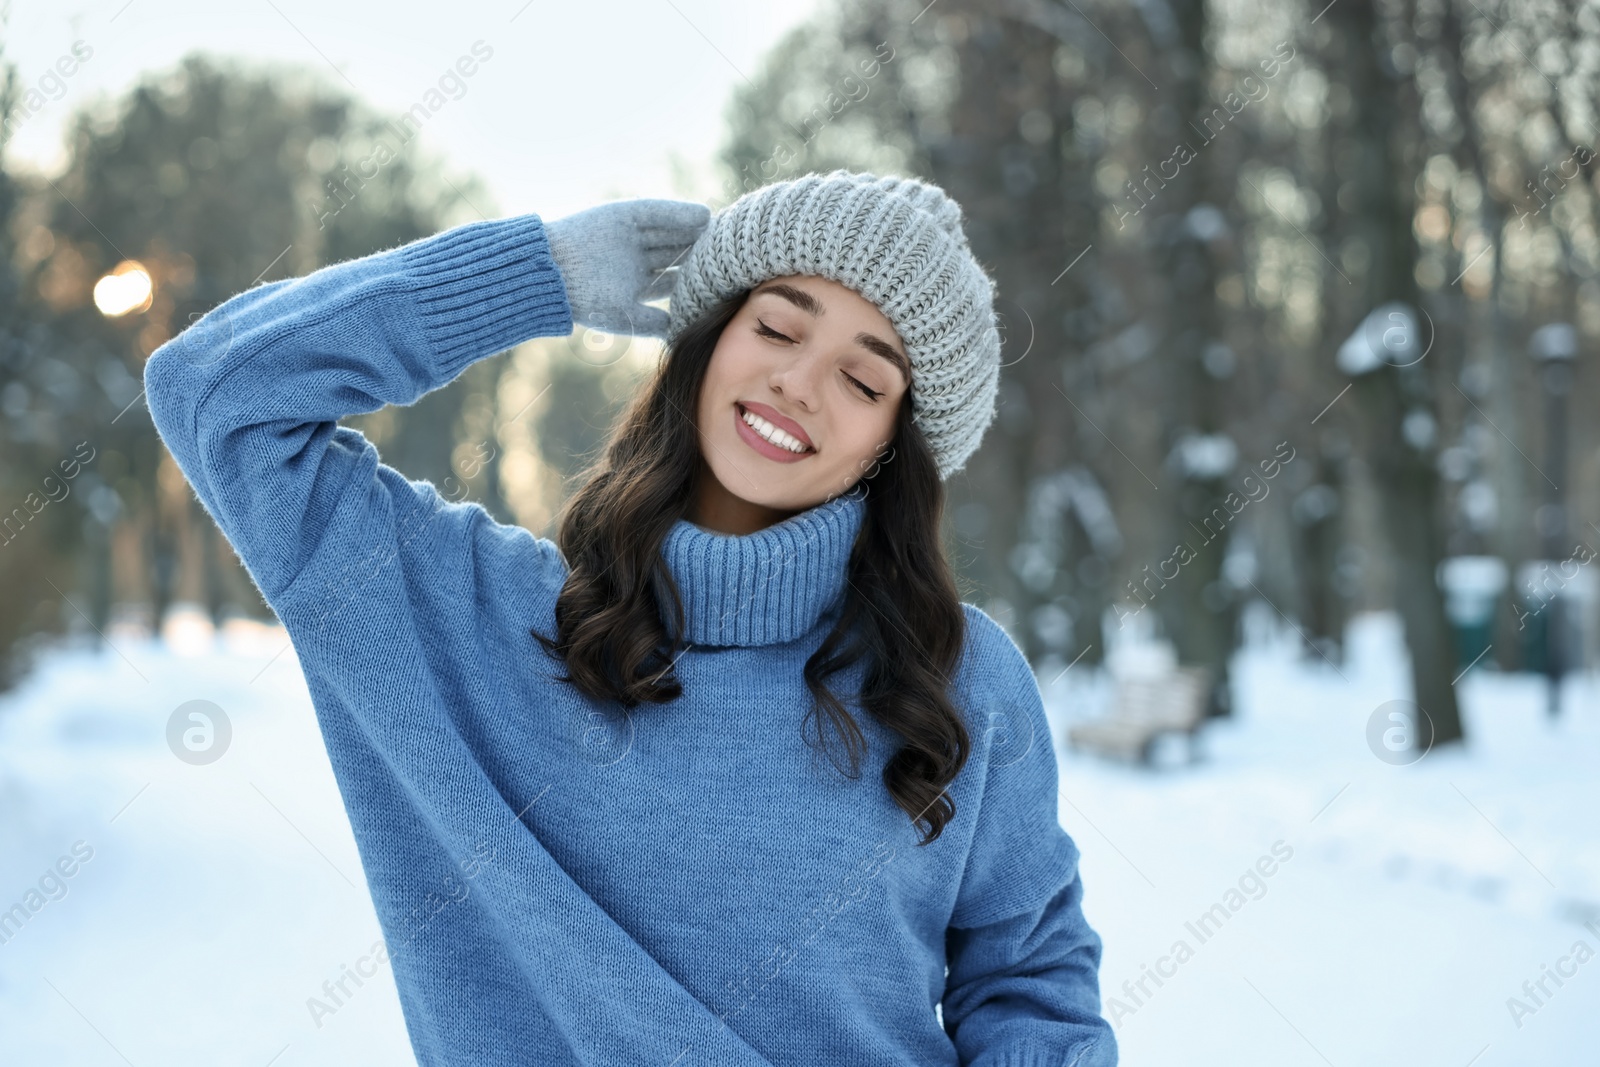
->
xmin=566 ymin=307 xmax=638 ymax=368
xmin=0 ymin=840 xmax=96 ymax=948
xmin=1111 ymin=441 xmax=1296 ymax=626
xmin=1511 ymin=540 xmax=1596 ymax=632
xmin=307 ymin=40 xmax=496 ymax=230
xmin=1505 ymin=919 xmax=1599 ymax=1030
xmin=439 ymin=439 xmax=498 ymax=505
xmin=1365 ymin=699 xmax=1434 ymax=765
xmin=0 ymin=40 xmax=94 ymax=148
xmin=305 ymin=837 xmax=497 ymax=1028
xmin=1337 ymin=303 xmax=1436 ymax=375
xmin=822 ymin=436 xmax=895 ymax=505
xmin=165 ymin=699 xmax=232 ymax=765
xmin=1106 ymin=839 xmax=1294 ymax=1027
xmin=570 ymin=702 xmax=636 ymax=767
xmin=715 ymin=41 xmax=897 ymax=210
xmin=1111 ymin=42 xmax=1296 ymax=230
xmin=982 ymin=693 xmax=1039 ymax=770
xmin=0 ymin=441 xmax=96 ymax=548
xmin=167 ymin=298 xmax=239 ymax=368
xmin=1512 ymin=145 xmax=1595 ymax=231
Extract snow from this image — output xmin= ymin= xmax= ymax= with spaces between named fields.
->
xmin=0 ymin=610 xmax=414 ymax=1065
xmin=1 ymin=603 xmax=1596 ymax=1064
xmin=1050 ymin=607 xmax=1600 ymax=1066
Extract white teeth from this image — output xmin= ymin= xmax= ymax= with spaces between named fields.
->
xmin=741 ymin=407 xmax=809 ymax=453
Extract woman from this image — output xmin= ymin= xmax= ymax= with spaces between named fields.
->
xmin=145 ymin=169 xmax=1116 ymax=1066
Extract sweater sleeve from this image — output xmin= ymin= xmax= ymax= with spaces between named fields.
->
xmin=143 ymin=213 xmax=574 ymax=607
xmin=942 ymin=610 xmax=1118 ymax=1067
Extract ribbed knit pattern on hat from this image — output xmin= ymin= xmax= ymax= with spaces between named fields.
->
xmin=666 ymin=170 xmax=1002 ymax=481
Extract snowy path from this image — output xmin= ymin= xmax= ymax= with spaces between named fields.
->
xmin=0 ymin=608 xmax=1596 ymax=1065
xmin=1052 ymin=613 xmax=1600 ymax=1066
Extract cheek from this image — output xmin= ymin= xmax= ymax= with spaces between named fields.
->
xmin=831 ymin=409 xmax=898 ymax=473
xmin=702 ymin=334 xmax=763 ymax=402
xmin=698 ymin=336 xmax=768 ymax=447
xmin=698 ymin=342 xmax=738 ymax=421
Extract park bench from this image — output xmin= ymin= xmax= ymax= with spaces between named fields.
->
xmin=1065 ymin=665 xmax=1212 ymax=766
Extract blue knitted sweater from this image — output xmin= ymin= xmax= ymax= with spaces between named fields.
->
xmin=144 ymin=213 xmax=1116 ymax=1067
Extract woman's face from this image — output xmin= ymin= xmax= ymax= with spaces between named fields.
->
xmin=690 ymin=274 xmax=912 ymax=532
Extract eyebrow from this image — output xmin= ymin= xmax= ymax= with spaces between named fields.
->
xmin=752 ymin=282 xmax=911 ymax=382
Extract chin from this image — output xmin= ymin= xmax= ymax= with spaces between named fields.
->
xmin=709 ymin=456 xmax=840 ymax=515
xmin=725 ymin=472 xmax=816 ymax=512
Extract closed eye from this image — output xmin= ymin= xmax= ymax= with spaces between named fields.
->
xmin=845 ymin=373 xmax=882 ymax=401
xmin=758 ymin=320 xmax=883 ymax=401
xmin=754 ymin=320 xmax=792 ymax=343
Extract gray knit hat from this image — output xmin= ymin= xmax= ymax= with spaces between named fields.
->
xmin=665 ymin=169 xmax=1002 ymax=481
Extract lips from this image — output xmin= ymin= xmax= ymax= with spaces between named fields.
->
xmin=738 ymin=400 xmax=814 ymax=449
xmin=733 ymin=402 xmax=815 ymax=463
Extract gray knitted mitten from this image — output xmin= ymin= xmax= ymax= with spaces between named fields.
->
xmin=544 ymin=198 xmax=710 ymax=338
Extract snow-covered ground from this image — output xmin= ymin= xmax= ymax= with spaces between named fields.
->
xmin=1052 ymin=607 xmax=1600 ymax=1067
xmin=0 ymin=603 xmax=1595 ymax=1065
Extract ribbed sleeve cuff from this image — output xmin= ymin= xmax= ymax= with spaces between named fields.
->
xmin=400 ymin=213 xmax=574 ymax=373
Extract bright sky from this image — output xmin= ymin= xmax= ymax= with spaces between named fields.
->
xmin=1 ymin=0 xmax=826 ymax=219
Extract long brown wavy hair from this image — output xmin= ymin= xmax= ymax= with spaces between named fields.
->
xmin=530 ymin=288 xmax=971 ymax=845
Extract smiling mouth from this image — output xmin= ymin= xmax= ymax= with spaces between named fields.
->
xmin=735 ymin=403 xmax=815 ymax=456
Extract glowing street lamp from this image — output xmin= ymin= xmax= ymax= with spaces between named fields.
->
xmin=93 ymin=260 xmax=153 ymax=317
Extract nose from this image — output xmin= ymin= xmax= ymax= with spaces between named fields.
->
xmin=768 ymin=348 xmax=823 ymax=411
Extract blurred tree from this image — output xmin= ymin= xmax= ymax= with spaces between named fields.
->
xmin=0 ymin=37 xmax=81 ymax=690
xmin=1137 ymin=0 xmax=1245 ymax=719
xmin=17 ymin=53 xmax=493 ymax=651
xmin=924 ymin=5 xmax=1111 ymax=674
xmin=1320 ymin=0 xmax=1463 ymax=746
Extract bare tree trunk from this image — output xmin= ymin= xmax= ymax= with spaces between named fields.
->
xmin=1438 ymin=0 xmax=1519 ymax=670
xmin=1327 ymin=0 xmax=1464 ymax=746
xmin=927 ymin=4 xmax=1102 ymax=665
xmin=1147 ymin=0 xmax=1241 ymax=718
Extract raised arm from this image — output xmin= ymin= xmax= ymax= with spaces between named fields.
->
xmin=943 ymin=608 xmax=1118 ymax=1066
xmin=144 ymin=199 xmax=709 ymax=610
xmin=144 ymin=213 xmax=574 ymax=606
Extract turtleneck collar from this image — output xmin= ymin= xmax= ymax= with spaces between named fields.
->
xmin=659 ymin=489 xmax=867 ymax=647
